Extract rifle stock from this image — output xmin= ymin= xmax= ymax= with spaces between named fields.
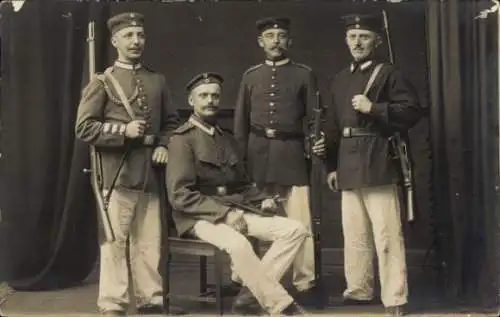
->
xmin=383 ymin=10 xmax=416 ymax=223
xmin=309 ymin=90 xmax=324 ymax=307
xmin=87 ymin=20 xmax=115 ymax=243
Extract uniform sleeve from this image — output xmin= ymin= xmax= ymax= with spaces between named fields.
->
xmin=75 ymin=77 xmax=127 ymax=147
xmin=233 ymin=74 xmax=250 ymax=159
xmin=324 ymin=81 xmax=341 ymax=173
xmin=367 ymin=67 xmax=422 ymax=132
xmin=158 ymin=75 xmax=180 ymax=148
xmin=166 ymin=135 xmax=232 ymax=223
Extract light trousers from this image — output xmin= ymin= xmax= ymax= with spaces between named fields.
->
xmin=98 ymin=189 xmax=163 ymax=312
xmin=341 ymin=184 xmax=408 ymax=307
xmin=192 ymin=213 xmax=308 ymax=315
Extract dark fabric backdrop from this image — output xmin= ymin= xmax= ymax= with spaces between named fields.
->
xmin=0 ymin=1 xmax=97 ymax=289
xmin=0 ymin=0 xmax=497 ymax=306
xmin=426 ymin=0 xmax=499 ymax=305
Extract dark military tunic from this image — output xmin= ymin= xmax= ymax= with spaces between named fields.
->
xmin=75 ymin=62 xmax=179 ymax=193
xmin=166 ymin=115 xmax=272 ymax=237
xmin=234 ymin=59 xmax=318 ymax=187
xmin=324 ymin=60 xmax=422 ymax=190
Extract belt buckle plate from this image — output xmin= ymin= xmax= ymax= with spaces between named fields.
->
xmin=265 ymin=128 xmax=277 ymax=138
xmin=216 ymin=186 xmax=227 ymax=196
xmin=342 ymin=127 xmax=352 ymax=138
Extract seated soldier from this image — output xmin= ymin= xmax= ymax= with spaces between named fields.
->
xmin=166 ymin=72 xmax=308 ymax=316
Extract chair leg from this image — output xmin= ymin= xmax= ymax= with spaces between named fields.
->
xmin=200 ymin=256 xmax=208 ymax=294
xmin=214 ymin=251 xmax=224 ymax=315
xmin=164 ymin=252 xmax=171 ymax=314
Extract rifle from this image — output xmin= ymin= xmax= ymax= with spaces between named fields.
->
xmin=85 ymin=20 xmax=115 ymax=242
xmin=382 ymin=10 xmax=415 ymax=222
xmin=309 ymin=90 xmax=325 ymax=307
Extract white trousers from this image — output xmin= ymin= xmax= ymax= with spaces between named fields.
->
xmin=192 ymin=213 xmax=308 ymax=315
xmin=341 ymin=184 xmax=408 ymax=307
xmin=98 ymin=189 xmax=163 ymax=312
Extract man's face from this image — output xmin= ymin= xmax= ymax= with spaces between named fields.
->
xmin=258 ymin=28 xmax=291 ymax=60
xmin=111 ymin=26 xmax=146 ymax=63
xmin=189 ymin=83 xmax=221 ymax=119
xmin=345 ymin=29 xmax=381 ymax=62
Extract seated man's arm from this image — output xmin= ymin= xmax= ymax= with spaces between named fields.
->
xmin=166 ymin=134 xmax=232 ymax=223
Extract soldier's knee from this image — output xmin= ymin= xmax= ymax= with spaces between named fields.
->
xmin=286 ymin=219 xmax=309 ymax=240
xmin=222 ymin=234 xmax=253 ymax=256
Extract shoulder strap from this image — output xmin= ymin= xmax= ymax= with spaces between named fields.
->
xmin=363 ymin=63 xmax=384 ymax=95
xmin=103 ymin=68 xmax=136 ymax=120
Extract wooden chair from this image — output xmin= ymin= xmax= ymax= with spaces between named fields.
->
xmin=164 ymin=235 xmax=227 ymax=315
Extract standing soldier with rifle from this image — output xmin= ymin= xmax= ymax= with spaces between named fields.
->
xmin=312 ymin=12 xmax=422 ymax=317
xmin=76 ymin=12 xmax=184 ymax=316
xmin=233 ymin=17 xmax=320 ymax=307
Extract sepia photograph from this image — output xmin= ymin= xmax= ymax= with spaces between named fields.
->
xmin=0 ymin=0 xmax=498 ymax=316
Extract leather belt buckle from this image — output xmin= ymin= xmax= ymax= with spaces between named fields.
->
xmin=265 ymin=128 xmax=277 ymax=138
xmin=342 ymin=127 xmax=352 ymax=138
xmin=143 ymin=135 xmax=155 ymax=145
xmin=216 ymin=186 xmax=227 ymax=196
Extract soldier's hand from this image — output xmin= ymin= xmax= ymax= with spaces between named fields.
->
xmin=327 ymin=171 xmax=338 ymax=192
xmin=225 ymin=210 xmax=248 ymax=234
xmin=261 ymin=198 xmax=278 ymax=212
xmin=125 ymin=120 xmax=147 ymax=138
xmin=312 ymin=135 xmax=326 ymax=157
xmin=152 ymin=146 xmax=168 ymax=165
xmin=352 ymin=94 xmax=373 ymax=114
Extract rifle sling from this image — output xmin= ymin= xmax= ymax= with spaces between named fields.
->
xmin=97 ymin=69 xmax=147 ymax=204
xmin=363 ymin=63 xmax=384 ymax=96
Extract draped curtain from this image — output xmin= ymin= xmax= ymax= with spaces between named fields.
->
xmin=426 ymin=0 xmax=499 ymax=305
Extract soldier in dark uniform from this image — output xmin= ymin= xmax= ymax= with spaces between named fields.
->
xmin=233 ymin=17 xmax=317 ymax=301
xmin=313 ymin=13 xmax=422 ymax=317
xmin=75 ymin=12 xmax=184 ymax=316
xmin=166 ymin=72 xmax=308 ymax=316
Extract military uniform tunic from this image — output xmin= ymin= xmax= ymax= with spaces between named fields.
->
xmin=76 ymin=63 xmax=179 ymax=193
xmin=324 ymin=61 xmax=422 ymax=190
xmin=234 ymin=59 xmax=318 ymax=186
xmin=166 ymin=115 xmax=272 ymax=237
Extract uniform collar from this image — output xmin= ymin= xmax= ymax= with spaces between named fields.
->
xmin=189 ymin=115 xmax=222 ymax=136
xmin=350 ymin=60 xmax=373 ymax=73
xmin=114 ymin=60 xmax=142 ymax=71
xmin=265 ymin=58 xmax=290 ymax=67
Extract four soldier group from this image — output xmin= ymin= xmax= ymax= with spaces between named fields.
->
xmin=76 ymin=9 xmax=422 ymax=317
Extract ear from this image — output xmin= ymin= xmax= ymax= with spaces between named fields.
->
xmin=188 ymin=94 xmax=195 ymax=107
xmin=288 ymin=37 xmax=293 ymax=48
xmin=375 ymin=34 xmax=382 ymax=48
xmin=257 ymin=36 xmax=264 ymax=48
xmin=111 ymin=35 xmax=118 ymax=49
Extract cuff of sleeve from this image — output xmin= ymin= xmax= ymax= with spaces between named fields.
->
xmin=368 ymin=102 xmax=389 ymax=118
xmin=102 ymin=122 xmax=127 ymax=136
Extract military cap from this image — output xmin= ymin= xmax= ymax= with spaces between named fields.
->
xmin=107 ymin=12 xmax=144 ymax=35
xmin=186 ymin=72 xmax=224 ymax=92
xmin=342 ymin=13 xmax=383 ymax=33
xmin=256 ymin=17 xmax=291 ymax=33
